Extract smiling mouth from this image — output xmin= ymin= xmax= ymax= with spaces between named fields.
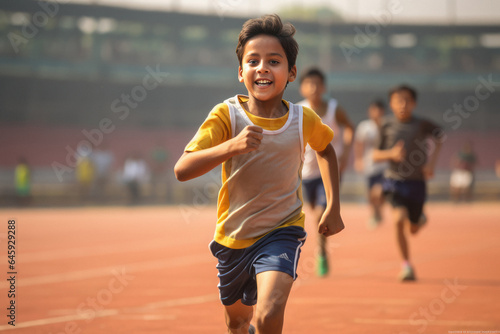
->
xmin=255 ymin=79 xmax=272 ymax=86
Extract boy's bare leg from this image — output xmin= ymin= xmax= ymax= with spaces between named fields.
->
xmin=393 ymin=206 xmax=418 ymax=280
xmin=393 ymin=207 xmax=409 ymax=261
xmin=254 ymin=271 xmax=294 ymax=334
xmin=312 ymin=206 xmax=326 ymax=255
xmin=370 ymin=183 xmax=384 ymax=221
xmin=314 ymin=206 xmax=329 ymax=276
xmin=308 ymin=204 xmax=327 ymax=257
xmin=318 ymin=233 xmax=327 ymax=256
xmin=410 ymin=221 xmax=422 ymax=235
xmin=224 ymin=300 xmax=253 ymax=334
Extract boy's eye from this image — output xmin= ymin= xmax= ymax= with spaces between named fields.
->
xmin=270 ymin=60 xmax=279 ymax=65
xmin=248 ymin=59 xmax=258 ymax=65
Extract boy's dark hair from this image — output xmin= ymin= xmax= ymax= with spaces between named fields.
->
xmin=299 ymin=67 xmax=326 ymax=84
xmin=370 ymin=99 xmax=386 ymax=110
xmin=236 ymin=14 xmax=298 ymax=71
xmin=389 ymin=84 xmax=418 ymax=102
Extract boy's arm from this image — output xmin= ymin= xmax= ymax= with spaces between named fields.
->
xmin=335 ymin=106 xmax=354 ymax=173
xmin=174 ymin=125 xmax=263 ymax=182
xmin=353 ymin=139 xmax=365 ymax=173
xmin=423 ymin=136 xmax=442 ymax=179
xmin=315 ymin=143 xmax=344 ymax=236
xmin=372 ymin=140 xmax=405 ymax=163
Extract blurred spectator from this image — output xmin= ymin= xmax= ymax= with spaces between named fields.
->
xmin=91 ymin=143 xmax=115 ymax=201
xmin=496 ymin=159 xmax=500 ymax=179
xmin=149 ymin=142 xmax=169 ymax=201
xmin=15 ymin=157 xmax=31 ymax=206
xmin=450 ymin=141 xmax=477 ymax=202
xmin=123 ymin=153 xmax=150 ymax=205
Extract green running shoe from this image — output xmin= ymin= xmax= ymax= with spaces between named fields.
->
xmin=317 ymin=254 xmax=329 ymax=277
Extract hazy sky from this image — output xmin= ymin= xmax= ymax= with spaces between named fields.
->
xmin=74 ymin=0 xmax=500 ymax=24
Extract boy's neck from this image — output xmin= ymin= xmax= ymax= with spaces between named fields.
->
xmin=372 ymin=116 xmax=382 ymax=126
xmin=243 ymin=95 xmax=288 ymax=118
xmin=396 ymin=115 xmax=413 ymax=123
xmin=308 ymin=98 xmax=327 ymax=117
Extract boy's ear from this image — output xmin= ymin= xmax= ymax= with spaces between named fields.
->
xmin=288 ymin=65 xmax=297 ymax=83
xmin=238 ymin=66 xmax=244 ymax=83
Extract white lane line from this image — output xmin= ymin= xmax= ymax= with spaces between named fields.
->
xmin=0 ymin=294 xmax=217 ymax=331
xmin=0 ymin=253 xmax=212 ymax=288
xmin=0 ymin=309 xmax=119 ymax=331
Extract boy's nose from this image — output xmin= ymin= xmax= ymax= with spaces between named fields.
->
xmin=310 ymin=84 xmax=319 ymax=94
xmin=257 ymin=62 xmax=269 ymax=73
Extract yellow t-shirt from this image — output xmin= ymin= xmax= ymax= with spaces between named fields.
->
xmin=185 ymin=96 xmax=334 ymax=248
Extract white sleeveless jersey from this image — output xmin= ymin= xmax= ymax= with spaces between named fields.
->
xmin=298 ymin=98 xmax=343 ymax=180
xmin=354 ymin=119 xmax=388 ymax=176
xmin=221 ymin=95 xmax=305 ymax=242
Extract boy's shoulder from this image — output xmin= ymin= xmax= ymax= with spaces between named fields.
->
xmin=209 ymin=101 xmax=231 ymax=117
xmin=214 ymin=100 xmax=230 ymax=110
xmin=217 ymin=94 xmax=251 ymax=109
xmin=299 ymin=104 xmax=322 ymax=123
xmin=298 ymin=104 xmax=313 ymax=114
xmin=357 ymin=118 xmax=374 ymax=128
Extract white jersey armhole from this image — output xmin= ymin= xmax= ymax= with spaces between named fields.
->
xmin=297 ymin=104 xmax=305 ymax=162
xmin=327 ymin=99 xmax=338 ymax=124
xmin=224 ymin=96 xmax=237 ymax=138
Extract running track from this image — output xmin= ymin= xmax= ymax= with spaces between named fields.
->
xmin=0 ymin=202 xmax=499 ymax=333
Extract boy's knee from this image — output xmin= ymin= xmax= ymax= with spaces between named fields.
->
xmin=394 ymin=219 xmax=405 ymax=228
xmin=409 ymin=223 xmax=420 ymax=235
xmin=226 ymin=316 xmax=251 ymax=332
xmin=254 ymin=304 xmax=285 ymax=331
xmin=254 ymin=313 xmax=280 ymax=332
xmin=392 ymin=207 xmax=408 ymax=227
xmin=224 ymin=306 xmax=253 ymax=332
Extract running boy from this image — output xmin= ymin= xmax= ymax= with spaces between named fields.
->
xmin=373 ymin=85 xmax=443 ymax=281
xmin=174 ymin=15 xmax=344 ymax=333
xmin=354 ymin=100 xmax=388 ymax=229
xmin=297 ymin=67 xmax=354 ymax=277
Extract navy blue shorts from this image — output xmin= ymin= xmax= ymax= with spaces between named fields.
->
xmin=368 ymin=173 xmax=385 ymax=190
xmin=383 ymin=178 xmax=426 ymax=224
xmin=209 ymin=226 xmax=307 ymax=306
xmin=302 ymin=177 xmax=326 ymax=208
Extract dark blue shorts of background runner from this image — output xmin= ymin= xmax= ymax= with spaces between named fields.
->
xmin=368 ymin=172 xmax=385 ymax=190
xmin=302 ymin=177 xmax=327 ymax=208
xmin=209 ymin=226 xmax=307 ymax=306
xmin=383 ymin=178 xmax=426 ymax=224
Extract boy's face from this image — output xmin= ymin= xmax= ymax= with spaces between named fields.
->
xmin=238 ymin=34 xmax=296 ymax=102
xmin=389 ymin=90 xmax=415 ymax=122
xmin=299 ymin=75 xmax=325 ymax=103
xmin=368 ymin=105 xmax=384 ymax=121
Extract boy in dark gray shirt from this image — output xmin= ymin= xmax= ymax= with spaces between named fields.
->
xmin=373 ymin=85 xmax=443 ymax=281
